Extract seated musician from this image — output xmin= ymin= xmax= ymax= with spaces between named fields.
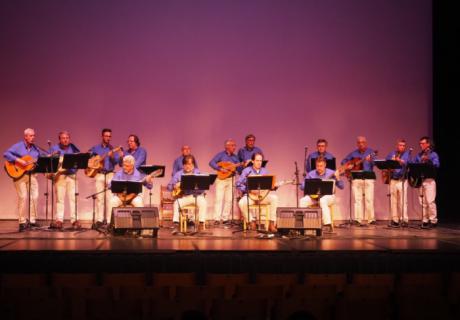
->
xmin=110 ymin=155 xmax=153 ymax=208
xmin=236 ymin=153 xmax=278 ymax=233
xmin=299 ymin=157 xmax=344 ymax=232
xmin=167 ymin=155 xmax=207 ymax=231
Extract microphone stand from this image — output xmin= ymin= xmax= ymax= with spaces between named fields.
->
xmin=294 ymin=161 xmax=300 ymax=208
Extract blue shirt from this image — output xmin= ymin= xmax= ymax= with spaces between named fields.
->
xmin=172 ymin=156 xmax=199 ymax=177
xmin=111 ymin=168 xmax=152 ymax=190
xmin=237 ymin=146 xmax=264 ymax=162
xmin=236 ymin=166 xmax=270 ymax=193
xmin=413 ymin=150 xmax=440 ymax=168
xmin=301 ymin=168 xmax=344 ymax=191
xmin=306 ymin=151 xmax=335 ymax=172
xmin=89 ymin=144 xmax=120 ymax=173
xmin=120 ymin=147 xmax=147 ymax=169
xmin=4 ymin=141 xmax=42 ymax=162
xmin=49 ymin=143 xmax=81 ymax=175
xmin=385 ymin=150 xmax=411 ymax=179
xmin=341 ymin=148 xmax=377 ymax=172
xmin=209 ymin=151 xmax=240 ymax=171
xmin=167 ymin=168 xmax=204 ymax=196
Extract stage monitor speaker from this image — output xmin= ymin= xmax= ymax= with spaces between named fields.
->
xmin=110 ymin=207 xmax=159 ymax=236
xmin=276 ymin=207 xmax=322 ymax=236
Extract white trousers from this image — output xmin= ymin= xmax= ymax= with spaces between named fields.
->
xmin=173 ymin=194 xmax=207 ymax=223
xmin=110 ymin=194 xmax=144 ymax=208
xmin=352 ymin=179 xmax=375 ymax=223
xmin=389 ymin=179 xmax=408 ymax=222
xmin=14 ymin=173 xmax=39 ymax=224
xmin=419 ymin=178 xmax=437 ymax=223
xmin=300 ymin=195 xmax=335 ymax=225
xmin=55 ymin=174 xmax=77 ymax=222
xmin=94 ymin=172 xmax=114 ymax=223
xmin=238 ymin=193 xmax=278 ymax=222
xmin=214 ymin=177 xmax=234 ymax=221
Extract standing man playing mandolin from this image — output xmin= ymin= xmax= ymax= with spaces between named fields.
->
xmin=4 ymin=128 xmax=42 ymax=231
xmin=341 ymin=136 xmax=377 ymax=225
xmin=209 ymin=139 xmax=240 ymax=225
xmin=88 ymin=128 xmax=122 ymax=227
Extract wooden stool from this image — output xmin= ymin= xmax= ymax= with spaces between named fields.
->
xmin=179 ymin=205 xmax=205 ymax=233
xmin=245 ymin=203 xmax=270 ymax=231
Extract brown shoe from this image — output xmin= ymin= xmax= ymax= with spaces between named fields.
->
xmin=72 ymin=220 xmax=82 ymax=230
xmin=250 ymin=221 xmax=257 ymax=231
xmin=268 ymin=221 xmax=277 ymax=233
xmin=50 ymin=220 xmax=63 ymax=229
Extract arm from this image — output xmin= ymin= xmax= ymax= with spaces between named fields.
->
xmin=3 ymin=143 xmax=20 ymax=162
xmin=167 ymin=172 xmax=180 ymax=191
xmin=135 ymin=149 xmax=147 ymax=168
xmin=209 ymin=152 xmax=222 ymax=171
xmin=236 ymin=170 xmax=248 ymax=193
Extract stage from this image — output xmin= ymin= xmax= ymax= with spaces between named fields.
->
xmin=1 ymin=220 xmax=459 ymax=274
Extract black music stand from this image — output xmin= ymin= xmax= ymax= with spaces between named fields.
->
xmin=374 ymin=160 xmax=402 ymax=226
xmin=246 ymin=175 xmax=274 ymax=234
xmin=34 ymin=156 xmax=60 ymax=224
xmin=407 ymin=163 xmax=437 ymax=228
xmin=62 ymin=153 xmax=91 ymax=227
xmin=310 ymin=158 xmax=336 ymax=171
xmin=174 ymin=174 xmax=216 ymax=235
xmin=139 ymin=165 xmax=165 ymax=207
xmin=304 ymin=179 xmax=334 ymax=198
xmin=351 ymin=170 xmax=376 ymax=226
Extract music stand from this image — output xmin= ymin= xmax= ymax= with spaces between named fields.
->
xmin=139 ymin=165 xmax=165 ymax=207
xmin=304 ymin=179 xmax=334 ymax=197
xmin=62 ymin=153 xmax=91 ymax=227
xmin=246 ymin=175 xmax=274 ymax=233
xmin=374 ymin=160 xmax=402 ymax=226
xmin=175 ymin=174 xmax=216 ymax=235
xmin=351 ymin=170 xmax=376 ymax=226
xmin=310 ymin=158 xmax=336 ymax=171
xmin=407 ymin=163 xmax=437 ymax=228
xmin=34 ymin=156 xmax=60 ymax=224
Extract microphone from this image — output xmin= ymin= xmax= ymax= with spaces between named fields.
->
xmin=47 ymin=140 xmax=52 ymax=146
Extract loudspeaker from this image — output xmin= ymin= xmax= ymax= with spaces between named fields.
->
xmin=110 ymin=207 xmax=159 ymax=236
xmin=276 ymin=207 xmax=322 ymax=236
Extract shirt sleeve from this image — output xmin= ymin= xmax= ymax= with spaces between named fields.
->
xmin=3 ymin=144 xmax=19 ymax=162
xmin=209 ymin=153 xmax=222 ymax=171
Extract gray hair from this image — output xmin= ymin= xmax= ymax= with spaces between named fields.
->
xmin=123 ymin=155 xmax=135 ymax=165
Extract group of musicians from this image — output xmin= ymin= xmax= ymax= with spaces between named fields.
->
xmin=4 ymin=129 xmax=440 ymax=233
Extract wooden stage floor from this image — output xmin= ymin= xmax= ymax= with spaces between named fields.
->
xmin=1 ymin=220 xmax=460 ymax=274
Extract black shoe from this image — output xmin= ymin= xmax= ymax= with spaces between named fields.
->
xmin=429 ymin=222 xmax=438 ymax=228
xmin=389 ymin=221 xmax=400 ymax=228
xmin=421 ymin=222 xmax=430 ymax=229
xmin=369 ymin=220 xmax=376 ymax=225
xmin=222 ymin=220 xmax=231 ymax=225
xmin=353 ymin=220 xmax=361 ymax=226
xmin=213 ymin=220 xmax=220 ymax=226
xmin=401 ymin=221 xmax=409 ymax=228
xmin=19 ymin=223 xmax=27 ymax=232
xmin=29 ymin=222 xmax=39 ymax=228
xmin=94 ymin=221 xmax=104 ymax=229
xmin=322 ymin=224 xmax=333 ymax=233
xmin=187 ymin=220 xmax=195 ymax=227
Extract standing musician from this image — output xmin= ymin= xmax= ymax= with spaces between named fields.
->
xmin=341 ymin=136 xmax=377 ymax=225
xmin=172 ymin=145 xmax=198 ymax=176
xmin=49 ymin=131 xmax=81 ymax=229
xmin=3 ymin=128 xmax=42 ymax=231
xmin=236 ymin=153 xmax=278 ymax=232
xmin=237 ymin=134 xmax=263 ymax=168
xmin=119 ymin=134 xmax=147 ymax=169
xmin=300 ymin=157 xmax=344 ymax=232
xmin=414 ymin=136 xmax=440 ymax=228
xmin=385 ymin=139 xmax=411 ymax=227
xmin=306 ymin=138 xmax=336 ymax=172
xmin=110 ymin=155 xmax=153 ymax=208
xmin=167 ymin=155 xmax=207 ymax=231
xmin=88 ymin=128 xmax=122 ymax=226
xmin=209 ymin=139 xmax=240 ymax=225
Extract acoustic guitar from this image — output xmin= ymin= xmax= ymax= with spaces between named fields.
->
xmin=116 ymin=168 xmax=163 ymax=204
xmin=248 ymin=178 xmax=295 ymax=202
xmin=85 ymin=146 xmax=122 ymax=178
xmin=338 ymin=150 xmax=378 ymax=178
xmin=4 ymin=155 xmax=36 ymax=180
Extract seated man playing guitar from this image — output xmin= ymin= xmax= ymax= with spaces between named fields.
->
xmin=167 ymin=155 xmax=207 ymax=231
xmin=236 ymin=153 xmax=279 ymax=233
xmin=300 ymin=156 xmax=344 ymax=232
xmin=3 ymin=128 xmax=43 ymax=231
xmin=110 ymin=155 xmax=154 ymax=208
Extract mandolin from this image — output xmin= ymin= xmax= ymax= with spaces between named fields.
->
xmin=85 ymin=146 xmax=122 ymax=178
xmin=216 ymin=161 xmax=245 ymax=179
xmin=4 ymin=155 xmax=36 ymax=180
